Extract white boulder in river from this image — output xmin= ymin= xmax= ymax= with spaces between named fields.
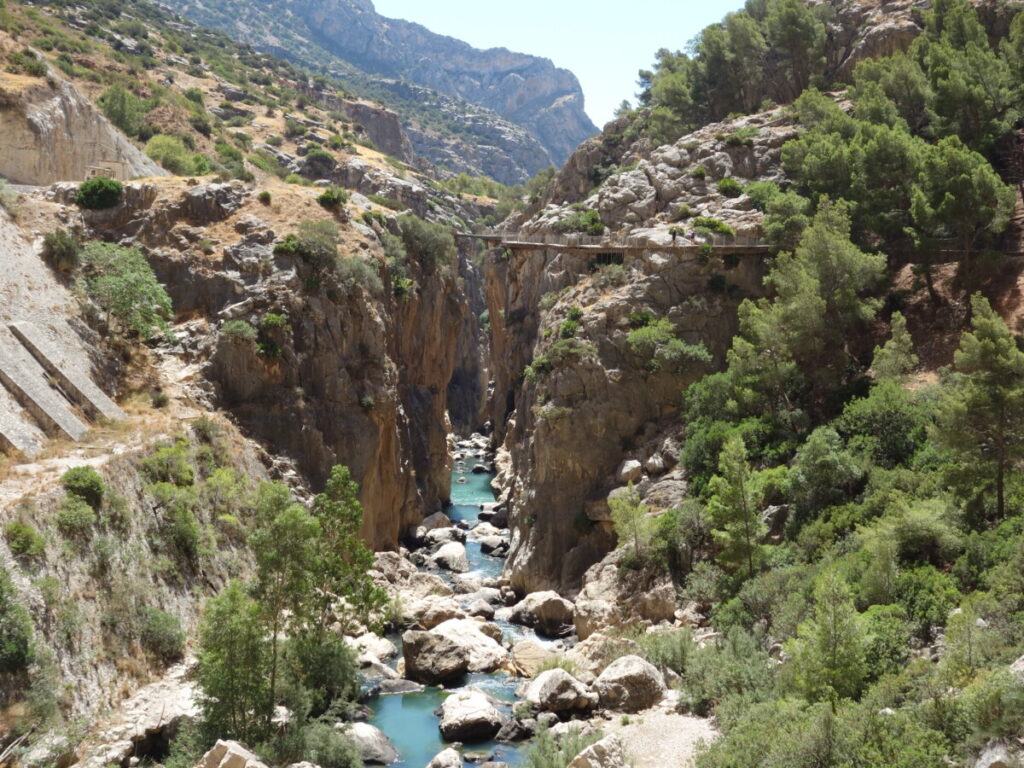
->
xmin=439 ymin=688 xmax=507 ymax=741
xmin=431 ymin=618 xmax=509 ymax=672
xmin=509 ymin=590 xmax=575 ymax=637
xmin=342 ymin=722 xmax=399 ymax=765
xmin=426 ymin=747 xmax=463 ymax=768
xmin=431 ymin=541 xmax=470 ymax=572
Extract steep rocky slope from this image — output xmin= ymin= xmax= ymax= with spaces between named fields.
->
xmin=160 ymin=0 xmax=596 ymax=180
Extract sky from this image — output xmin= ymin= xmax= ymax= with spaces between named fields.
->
xmin=372 ymin=0 xmax=746 ymax=128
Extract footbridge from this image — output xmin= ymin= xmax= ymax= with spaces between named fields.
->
xmin=455 ymin=229 xmax=773 ymax=256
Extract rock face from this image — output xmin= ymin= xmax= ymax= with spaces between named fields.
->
xmin=594 ymin=655 xmax=666 ymax=713
xmin=574 ymin=548 xmax=678 ymax=640
xmin=88 ymin=178 xmax=469 ymax=550
xmin=0 ymin=71 xmax=165 ymax=185
xmin=401 ymin=629 xmax=470 ymax=684
xmin=438 ymin=688 xmax=507 ymax=742
xmin=521 ymin=668 xmax=597 ymax=713
xmin=338 ymin=98 xmax=414 ymax=162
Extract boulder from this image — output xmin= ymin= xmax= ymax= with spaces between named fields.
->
xmin=418 ymin=511 xmax=453 ymax=534
xmin=594 ymin=655 xmax=666 ymax=712
xmin=344 ymin=722 xmax=398 ymax=765
xmin=401 ymin=630 xmax=469 ymax=684
xmin=378 ymin=678 xmax=425 ymax=695
xmin=521 ymin=669 xmax=597 ymax=713
xmin=574 ymin=599 xmax=620 ymax=641
xmin=432 ymin=542 xmax=470 ymax=572
xmin=426 ymin=748 xmax=463 ymax=768
xmin=199 ymin=741 xmax=269 ymax=768
xmin=509 ymin=591 xmax=575 ymax=637
xmin=348 ymin=632 xmax=398 ymax=662
xmin=439 ymin=688 xmax=506 ymax=742
xmin=425 ymin=527 xmax=468 ymax=546
xmin=431 ymin=619 xmax=509 ymax=672
xmin=566 ymin=735 xmax=630 ymax=768
xmin=404 ymin=594 xmax=466 ymax=629
xmin=617 ymin=460 xmax=643 ymax=484
xmin=468 ymin=599 xmax=496 ymax=620
xmin=512 ymin=640 xmax=557 ymax=677
xmin=975 ymin=742 xmax=1015 ymax=768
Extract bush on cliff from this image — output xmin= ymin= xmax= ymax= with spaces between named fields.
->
xmin=79 ymin=242 xmax=172 ymax=339
xmin=75 ymin=177 xmax=123 ymax=210
xmin=397 ymin=214 xmax=455 ymax=272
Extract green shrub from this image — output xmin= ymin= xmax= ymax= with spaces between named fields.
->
xmin=151 ymin=390 xmax=170 ymax=409
xmin=593 ymin=263 xmax=626 ymax=288
xmin=60 ymin=466 xmax=105 ymax=509
xmin=257 ymin=190 xmax=272 ymax=205
xmin=691 ymin=217 xmax=735 ymax=237
xmin=552 ymin=208 xmax=604 ymax=236
xmin=299 ymin=722 xmax=361 ymax=768
xmin=524 ymin=725 xmax=603 ymax=768
xmin=146 ymin=135 xmax=201 ymax=175
xmin=98 ymin=84 xmax=145 ymax=137
xmin=0 ymin=566 xmax=32 ymax=674
xmin=3 ymin=521 xmax=45 ymax=560
xmin=716 ymin=178 xmax=744 ymax=198
xmin=559 ymin=319 xmax=579 ymax=339
xmin=567 ymin=306 xmax=584 ymax=322
xmin=42 ymin=228 xmax=81 ymax=272
xmin=79 ymin=242 xmax=172 ymax=339
xmin=274 ymin=220 xmax=340 ymax=272
xmin=139 ymin=439 xmax=195 ymax=487
xmin=75 ymin=177 xmax=123 ymax=210
xmin=56 ymin=494 xmax=97 ymax=539
xmin=675 ymin=203 xmax=694 ymax=221
xmin=140 ymin=607 xmax=185 ymax=661
xmin=368 ymin=194 xmax=404 ymax=210
xmin=636 ymin=628 xmax=693 ymax=676
xmin=336 ymin=255 xmax=383 ymax=295
xmin=9 ymin=48 xmax=47 ymax=78
xmin=221 ymin=319 xmax=258 ymax=341
xmin=317 ymin=186 xmax=349 ymax=209
xmin=397 ymin=214 xmax=455 ymax=272
xmin=691 ymin=166 xmax=707 ymax=179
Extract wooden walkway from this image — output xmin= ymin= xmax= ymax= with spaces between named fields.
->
xmin=456 ymin=229 xmax=772 ymax=255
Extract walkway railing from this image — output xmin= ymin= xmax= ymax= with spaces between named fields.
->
xmin=459 ymin=229 xmax=767 ymax=250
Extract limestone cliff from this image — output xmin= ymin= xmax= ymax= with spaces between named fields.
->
xmin=0 ymin=56 xmax=165 ymax=185
xmin=43 ymin=177 xmax=466 ymax=550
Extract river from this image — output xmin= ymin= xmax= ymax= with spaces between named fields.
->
xmin=365 ymin=441 xmax=531 ymax=767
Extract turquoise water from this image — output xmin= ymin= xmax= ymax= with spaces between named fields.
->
xmin=366 ymin=450 xmax=525 ymax=767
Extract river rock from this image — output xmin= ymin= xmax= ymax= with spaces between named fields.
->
xmin=566 ymin=734 xmax=630 ymax=768
xmin=594 ymin=655 xmax=666 ymax=712
xmin=432 ymin=542 xmax=470 ymax=572
xmin=199 ymin=741 xmax=269 ymax=768
xmin=521 ymin=668 xmax=598 ymax=712
xmin=512 ymin=639 xmax=557 ymax=677
xmin=426 ymin=748 xmax=463 ymax=768
xmin=418 ymin=511 xmax=453 ymax=534
xmin=375 ymin=678 xmax=425 ymax=695
xmin=509 ymin=591 xmax=575 ymax=637
xmin=431 ymin=618 xmax=509 ymax=672
xmin=404 ymin=594 xmax=466 ymax=629
xmin=348 ymin=632 xmax=398 ymax=662
xmin=468 ymin=599 xmax=496 ymax=619
xmin=401 ymin=629 xmax=469 ymax=684
xmin=479 ymin=536 xmax=508 ymax=555
xmin=344 ymin=722 xmax=399 ymax=765
xmin=426 ymin=527 xmax=468 ymax=546
xmin=439 ymin=688 xmax=507 ymax=741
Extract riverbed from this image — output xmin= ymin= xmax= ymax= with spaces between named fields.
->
xmin=365 ymin=442 xmax=529 ymax=767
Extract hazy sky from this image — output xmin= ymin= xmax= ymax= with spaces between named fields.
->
xmin=372 ymin=0 xmax=746 ymax=128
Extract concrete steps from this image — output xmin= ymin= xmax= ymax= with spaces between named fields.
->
xmin=0 ymin=322 xmax=123 ymax=457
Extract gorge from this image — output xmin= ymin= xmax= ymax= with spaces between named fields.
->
xmin=4 ymin=1 xmax=1024 ymax=768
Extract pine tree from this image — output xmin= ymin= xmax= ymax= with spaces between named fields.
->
xmin=707 ymin=434 xmax=767 ymax=579
xmin=934 ymin=294 xmax=1024 ymax=520
xmin=787 ymin=572 xmax=867 ymax=702
xmin=872 ymin=311 xmax=919 ymax=381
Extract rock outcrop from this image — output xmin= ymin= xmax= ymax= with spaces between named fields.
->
xmin=0 ymin=63 xmax=164 ymax=184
